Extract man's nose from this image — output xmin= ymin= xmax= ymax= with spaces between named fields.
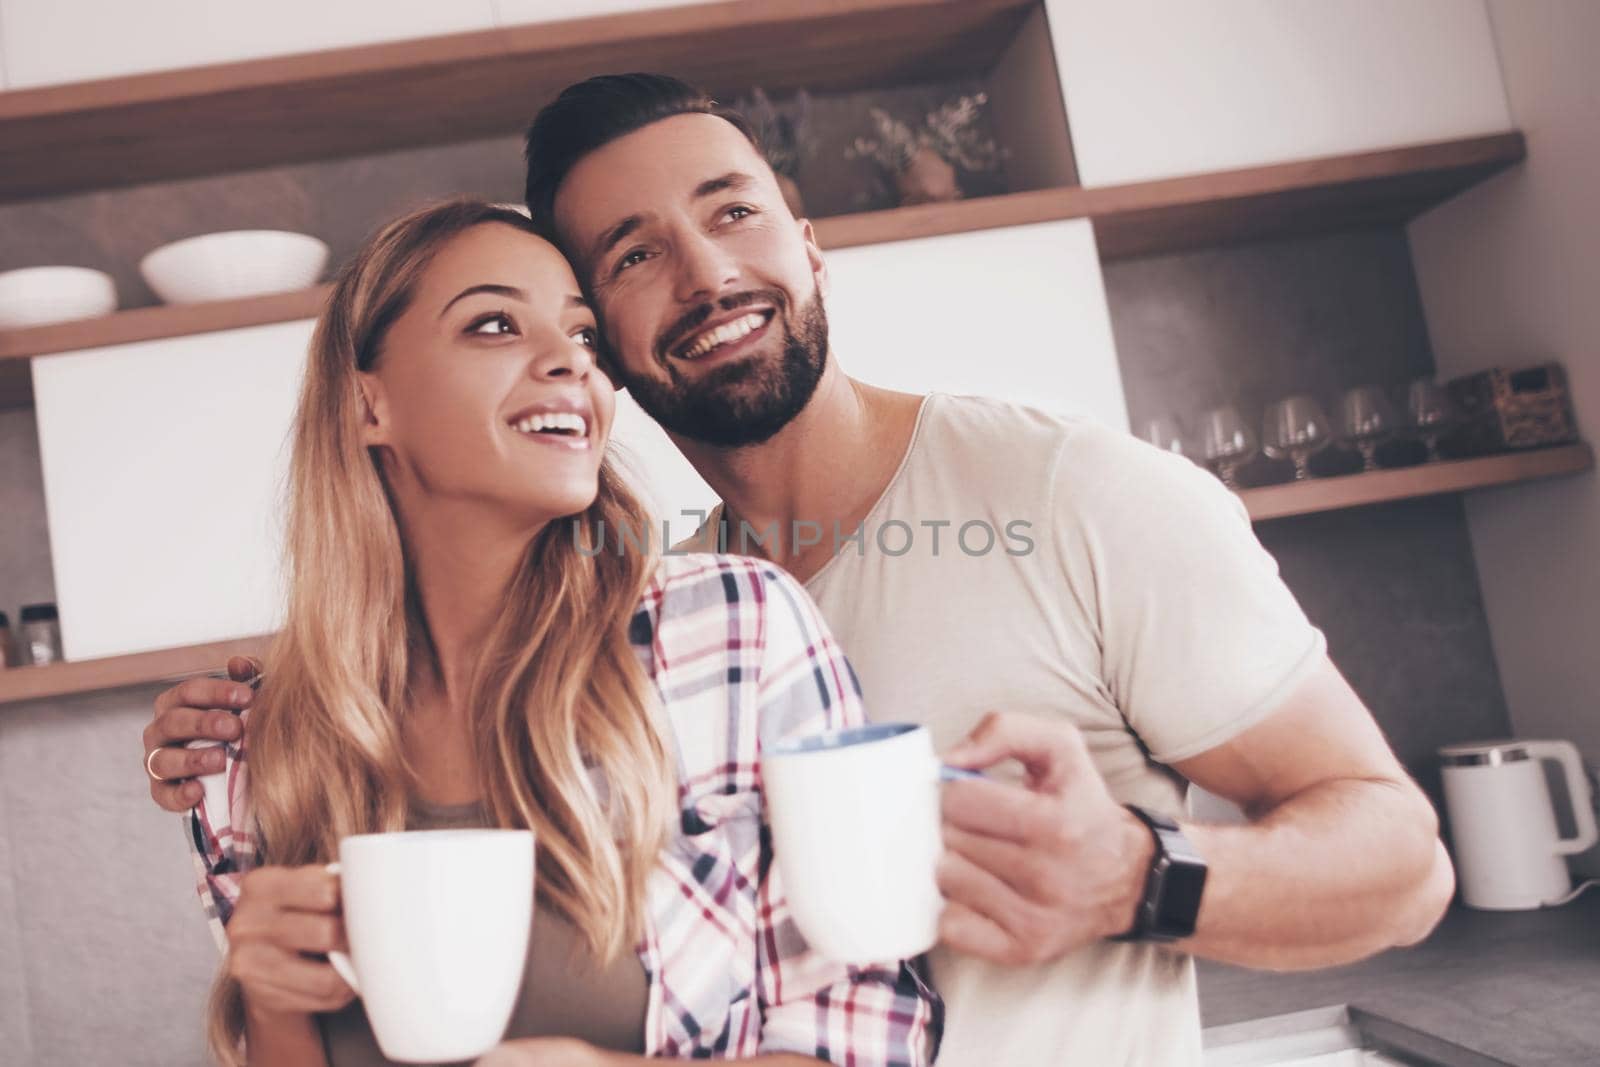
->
xmin=673 ymin=230 xmax=739 ymax=305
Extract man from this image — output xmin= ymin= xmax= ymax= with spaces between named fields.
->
xmin=146 ymin=74 xmax=1454 ymax=1065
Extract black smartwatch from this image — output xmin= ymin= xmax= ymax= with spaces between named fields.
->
xmin=1109 ymin=804 xmax=1208 ymax=943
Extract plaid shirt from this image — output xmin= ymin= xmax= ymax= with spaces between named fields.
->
xmin=188 ymin=552 xmax=941 ymax=1063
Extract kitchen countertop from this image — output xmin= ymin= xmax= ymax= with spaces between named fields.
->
xmin=1197 ymin=890 xmax=1600 ymax=1066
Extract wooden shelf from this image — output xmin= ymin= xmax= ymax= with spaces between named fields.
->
xmin=0 ymin=0 xmax=1034 ymax=204
xmin=0 ymin=131 xmax=1526 ymax=412
xmin=1240 ymin=444 xmax=1594 ymax=522
xmin=0 ymin=633 xmax=272 ymax=706
xmin=2 ymin=445 xmax=1585 ymax=704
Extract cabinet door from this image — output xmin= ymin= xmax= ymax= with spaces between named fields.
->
xmin=823 ymin=218 xmax=1128 ymax=427
xmin=1 ymin=0 xmax=494 ymax=89
xmin=30 ymin=321 xmax=312 ymax=661
xmin=494 ymin=0 xmax=730 ymax=26
xmin=1046 ymin=0 xmax=1514 ymax=188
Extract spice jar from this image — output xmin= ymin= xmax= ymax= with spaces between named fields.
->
xmin=19 ymin=603 xmax=63 ymax=666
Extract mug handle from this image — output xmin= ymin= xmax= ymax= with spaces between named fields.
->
xmin=323 ymin=862 xmax=362 ymax=995
xmin=1526 ymin=742 xmax=1600 ymax=855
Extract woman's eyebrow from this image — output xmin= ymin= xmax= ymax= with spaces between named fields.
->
xmin=439 ymin=283 xmax=527 ymax=318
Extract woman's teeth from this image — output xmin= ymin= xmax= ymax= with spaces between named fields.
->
xmin=679 ymin=312 xmax=768 ymax=360
xmin=511 ymin=411 xmax=588 ymax=437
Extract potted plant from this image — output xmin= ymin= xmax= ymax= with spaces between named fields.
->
xmin=847 ymin=93 xmax=1004 ymax=207
xmin=734 ymin=88 xmax=816 ymax=218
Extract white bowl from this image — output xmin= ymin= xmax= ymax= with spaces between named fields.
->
xmin=140 ymin=230 xmax=329 ymax=305
xmin=0 ymin=266 xmax=119 ymax=329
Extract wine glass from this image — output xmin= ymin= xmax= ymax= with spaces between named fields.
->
xmin=1262 ymin=395 xmax=1332 ymax=481
xmin=1198 ymin=406 xmax=1256 ymax=489
xmin=1140 ymin=415 xmax=1188 ymax=459
xmin=1339 ymin=386 xmax=1397 ymax=473
xmin=1407 ymin=378 xmax=1457 ymax=462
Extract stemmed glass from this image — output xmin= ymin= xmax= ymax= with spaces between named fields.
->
xmin=1140 ymin=415 xmax=1188 ymax=459
xmin=1339 ymin=386 xmax=1397 ymax=473
xmin=1198 ymin=406 xmax=1256 ymax=489
xmin=1263 ymin=395 xmax=1332 ymax=481
xmin=1407 ymin=378 xmax=1458 ymax=463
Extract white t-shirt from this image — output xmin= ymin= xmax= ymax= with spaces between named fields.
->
xmin=791 ymin=394 xmax=1325 ymax=1066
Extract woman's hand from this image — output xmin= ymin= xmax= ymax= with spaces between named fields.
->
xmin=227 ymin=864 xmax=355 ymax=1018
xmin=474 ymin=1037 xmax=617 ymax=1067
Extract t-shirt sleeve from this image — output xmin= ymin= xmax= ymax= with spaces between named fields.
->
xmin=1051 ymin=427 xmax=1326 ymax=764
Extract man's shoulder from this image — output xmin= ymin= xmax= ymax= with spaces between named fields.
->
xmin=917 ymin=394 xmax=1244 ymax=528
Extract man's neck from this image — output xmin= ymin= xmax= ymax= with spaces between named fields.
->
xmin=673 ymin=362 xmax=925 ymax=583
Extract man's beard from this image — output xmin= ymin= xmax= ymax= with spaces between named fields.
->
xmin=621 ymin=290 xmax=829 ymax=448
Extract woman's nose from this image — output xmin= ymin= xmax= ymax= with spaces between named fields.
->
xmin=529 ymin=331 xmax=596 ymax=381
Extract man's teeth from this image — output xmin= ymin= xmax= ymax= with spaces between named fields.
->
xmin=679 ymin=312 xmax=768 ymax=360
xmin=512 ymin=411 xmax=588 ymax=436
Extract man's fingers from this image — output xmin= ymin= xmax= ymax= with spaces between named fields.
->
xmin=151 ymin=677 xmax=253 ymax=725
xmin=150 ymin=778 xmax=204 ymax=813
xmin=936 ymin=848 xmax=1026 ymax=937
xmin=941 ymin=777 xmax=1056 ymax=845
xmin=937 ymin=900 xmax=1016 ymax=963
xmin=227 ymin=656 xmax=263 ymax=684
xmin=943 ymin=823 xmax=1054 ymax=899
xmin=146 ymin=742 xmax=226 ymax=783
xmin=942 ymin=711 xmax=1088 ymax=793
xmin=144 ymin=705 xmax=241 ymax=750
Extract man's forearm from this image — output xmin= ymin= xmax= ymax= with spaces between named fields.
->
xmin=1175 ymin=776 xmax=1455 ymax=970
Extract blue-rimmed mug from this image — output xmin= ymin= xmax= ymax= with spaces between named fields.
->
xmin=762 ymin=722 xmax=970 ymax=963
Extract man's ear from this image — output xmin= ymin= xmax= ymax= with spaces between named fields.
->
xmin=355 ymin=371 xmax=391 ymax=447
xmin=799 ymin=218 xmax=830 ymax=299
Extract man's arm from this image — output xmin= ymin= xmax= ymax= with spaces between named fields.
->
xmin=1170 ymin=656 xmax=1454 ymax=968
xmin=936 ymin=656 xmax=1454 ymax=972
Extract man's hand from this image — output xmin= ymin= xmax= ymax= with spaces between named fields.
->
xmin=475 ymin=1038 xmax=613 ymax=1067
xmin=936 ymin=711 xmax=1153 ymax=966
xmin=143 ymin=656 xmax=257 ymax=811
xmin=228 ymin=864 xmax=355 ymax=1018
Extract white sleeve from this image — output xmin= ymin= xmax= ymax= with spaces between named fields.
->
xmin=1051 ymin=427 xmax=1326 ymax=764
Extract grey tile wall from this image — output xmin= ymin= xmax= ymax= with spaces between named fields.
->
xmin=1102 ymin=229 xmax=1514 ymax=799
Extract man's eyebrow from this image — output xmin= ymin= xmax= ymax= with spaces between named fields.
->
xmin=694 ymin=171 xmax=756 ymax=199
xmin=439 ymin=283 xmax=527 ymax=318
xmin=566 ymin=294 xmax=590 ymax=310
xmin=591 ymin=215 xmax=646 ymax=270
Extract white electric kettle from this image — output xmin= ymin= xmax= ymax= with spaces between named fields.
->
xmin=1439 ymin=739 xmax=1598 ymax=910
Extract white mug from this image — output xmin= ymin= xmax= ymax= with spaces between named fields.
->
xmin=326 ymin=829 xmax=535 ymax=1063
xmin=762 ymin=723 xmax=971 ymax=964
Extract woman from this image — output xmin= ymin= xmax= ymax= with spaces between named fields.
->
xmin=187 ymin=198 xmax=939 ymax=1066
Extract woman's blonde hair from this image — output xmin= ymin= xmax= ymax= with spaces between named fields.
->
xmin=206 ymin=199 xmax=674 ymax=1063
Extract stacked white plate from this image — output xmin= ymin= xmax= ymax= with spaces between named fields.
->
xmin=0 ymin=266 xmax=119 ymax=328
xmin=140 ymin=230 xmax=329 ymax=304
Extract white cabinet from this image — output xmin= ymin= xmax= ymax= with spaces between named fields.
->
xmin=30 ymin=321 xmax=312 ymax=661
xmin=1046 ymin=0 xmax=1514 ymax=188
xmin=1 ymin=0 xmax=495 ymax=89
xmin=494 ymin=0 xmax=729 ymax=27
xmin=824 ymin=219 xmax=1127 ymax=427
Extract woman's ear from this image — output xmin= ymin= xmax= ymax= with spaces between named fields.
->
xmin=355 ymin=371 xmax=391 ymax=447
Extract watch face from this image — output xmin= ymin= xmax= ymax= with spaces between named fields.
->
xmin=1155 ymin=857 xmax=1208 ymax=937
